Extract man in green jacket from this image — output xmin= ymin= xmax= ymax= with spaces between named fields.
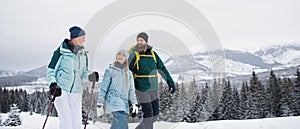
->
xmin=128 ymin=32 xmax=176 ymax=129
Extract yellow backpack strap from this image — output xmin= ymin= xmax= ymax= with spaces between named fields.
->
xmin=151 ymin=50 xmax=157 ymax=63
xmin=134 ymin=51 xmax=140 ymax=70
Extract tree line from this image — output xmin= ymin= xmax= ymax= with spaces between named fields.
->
xmin=1 ymin=69 xmax=300 ymax=124
xmin=158 ymin=69 xmax=300 ymax=122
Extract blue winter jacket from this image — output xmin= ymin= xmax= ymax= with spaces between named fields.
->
xmin=47 ymin=39 xmax=89 ymax=93
xmin=98 ymin=63 xmax=138 ymax=114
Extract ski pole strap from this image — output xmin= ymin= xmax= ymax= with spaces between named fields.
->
xmin=133 ymin=74 xmax=158 ymax=79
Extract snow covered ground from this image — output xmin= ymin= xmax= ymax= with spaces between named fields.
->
xmin=0 ymin=112 xmax=300 ymax=129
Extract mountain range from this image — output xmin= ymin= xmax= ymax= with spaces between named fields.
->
xmin=165 ymin=42 xmax=300 ymax=81
xmin=1 ymin=42 xmax=300 ymax=87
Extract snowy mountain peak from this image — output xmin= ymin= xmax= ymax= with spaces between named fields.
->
xmin=254 ymin=42 xmax=300 ymax=64
xmin=164 ymin=42 xmax=300 ymax=79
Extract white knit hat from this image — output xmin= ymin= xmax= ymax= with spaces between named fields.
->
xmin=116 ymin=49 xmax=129 ymax=60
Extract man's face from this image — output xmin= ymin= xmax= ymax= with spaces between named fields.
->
xmin=137 ymin=37 xmax=146 ymax=46
xmin=136 ymin=37 xmax=146 ymax=51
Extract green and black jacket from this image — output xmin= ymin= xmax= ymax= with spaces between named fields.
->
xmin=128 ymin=45 xmax=175 ymax=92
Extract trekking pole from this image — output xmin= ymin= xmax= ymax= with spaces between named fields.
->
xmin=84 ymin=80 xmax=96 ymax=129
xmin=42 ymin=89 xmax=57 ymax=129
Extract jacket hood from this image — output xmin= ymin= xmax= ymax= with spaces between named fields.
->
xmin=109 ymin=63 xmax=129 ymax=74
xmin=60 ymin=39 xmax=86 ymax=55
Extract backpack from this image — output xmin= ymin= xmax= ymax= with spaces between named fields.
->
xmin=128 ymin=45 xmax=157 ymax=70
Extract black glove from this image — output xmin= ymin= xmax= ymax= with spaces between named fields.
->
xmin=169 ymin=85 xmax=176 ymax=94
xmin=88 ymin=71 xmax=99 ymax=82
xmin=49 ymin=82 xmax=62 ymax=97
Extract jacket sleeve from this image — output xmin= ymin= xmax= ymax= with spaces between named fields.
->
xmin=128 ymin=70 xmax=138 ymax=105
xmin=47 ymin=47 xmax=61 ymax=86
xmin=154 ymin=51 xmax=175 ymax=87
xmin=81 ymin=52 xmax=89 ymax=80
xmin=97 ymin=68 xmax=112 ymax=104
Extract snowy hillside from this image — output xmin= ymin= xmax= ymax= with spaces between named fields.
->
xmin=4 ymin=77 xmax=48 ymax=94
xmin=0 ymin=112 xmax=299 ymax=129
xmin=0 ymin=71 xmax=15 ymax=78
xmin=165 ymin=42 xmax=300 ymax=78
xmin=0 ymin=66 xmax=47 ymax=87
xmin=255 ymin=42 xmax=300 ymax=65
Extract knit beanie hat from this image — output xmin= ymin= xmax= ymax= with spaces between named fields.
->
xmin=117 ymin=49 xmax=129 ymax=60
xmin=69 ymin=26 xmax=86 ymax=39
xmin=137 ymin=32 xmax=148 ymax=43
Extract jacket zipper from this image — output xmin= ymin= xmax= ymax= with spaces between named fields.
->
xmin=70 ymin=54 xmax=80 ymax=93
xmin=70 ymin=70 xmax=76 ymax=92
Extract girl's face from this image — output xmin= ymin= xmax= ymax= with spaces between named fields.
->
xmin=116 ymin=53 xmax=126 ymax=64
xmin=72 ymin=35 xmax=86 ymax=46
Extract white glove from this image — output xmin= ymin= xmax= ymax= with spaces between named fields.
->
xmin=132 ymin=104 xmax=139 ymax=114
xmin=96 ymin=103 xmax=104 ymax=117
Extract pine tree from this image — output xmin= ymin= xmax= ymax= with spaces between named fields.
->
xmin=181 ymin=79 xmax=199 ymax=122
xmin=249 ymin=71 xmax=266 ymax=119
xmin=265 ymin=70 xmax=280 ymax=117
xmin=4 ymin=104 xmax=22 ymax=126
xmin=232 ymin=87 xmax=241 ymax=119
xmin=21 ymin=90 xmax=29 ymax=112
xmin=286 ymin=78 xmax=297 ymax=116
xmin=218 ymin=80 xmax=235 ymax=120
xmin=278 ymin=78 xmax=294 ymax=116
xmin=239 ymin=81 xmax=250 ymax=119
xmin=176 ymin=82 xmax=189 ymax=122
xmin=158 ymin=84 xmax=173 ymax=121
xmin=197 ymin=83 xmax=211 ymax=122
xmin=209 ymin=78 xmax=225 ymax=120
xmin=180 ymin=82 xmax=196 ymax=122
xmin=0 ymin=88 xmax=10 ymax=113
xmin=293 ymin=68 xmax=300 ymax=115
xmin=34 ymin=91 xmax=42 ymax=114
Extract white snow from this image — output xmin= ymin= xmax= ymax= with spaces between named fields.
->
xmin=224 ymin=59 xmax=268 ymax=75
xmin=261 ymin=49 xmax=300 ymax=65
xmin=0 ymin=112 xmax=299 ymax=129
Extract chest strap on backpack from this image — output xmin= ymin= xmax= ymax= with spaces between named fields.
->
xmin=134 ymin=74 xmax=158 ymax=79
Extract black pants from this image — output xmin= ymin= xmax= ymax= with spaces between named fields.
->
xmin=135 ymin=91 xmax=159 ymax=129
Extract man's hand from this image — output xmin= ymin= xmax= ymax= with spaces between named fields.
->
xmin=169 ymin=85 xmax=176 ymax=94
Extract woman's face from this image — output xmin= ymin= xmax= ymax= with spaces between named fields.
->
xmin=73 ymin=35 xmax=85 ymax=46
xmin=116 ymin=53 xmax=126 ymax=64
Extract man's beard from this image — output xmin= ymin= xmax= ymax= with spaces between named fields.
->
xmin=137 ymin=44 xmax=147 ymax=52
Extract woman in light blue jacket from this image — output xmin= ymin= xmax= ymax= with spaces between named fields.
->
xmin=47 ymin=26 xmax=98 ymax=129
xmin=97 ymin=49 xmax=138 ymax=129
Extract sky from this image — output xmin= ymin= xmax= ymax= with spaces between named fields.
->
xmin=0 ymin=0 xmax=300 ymax=71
